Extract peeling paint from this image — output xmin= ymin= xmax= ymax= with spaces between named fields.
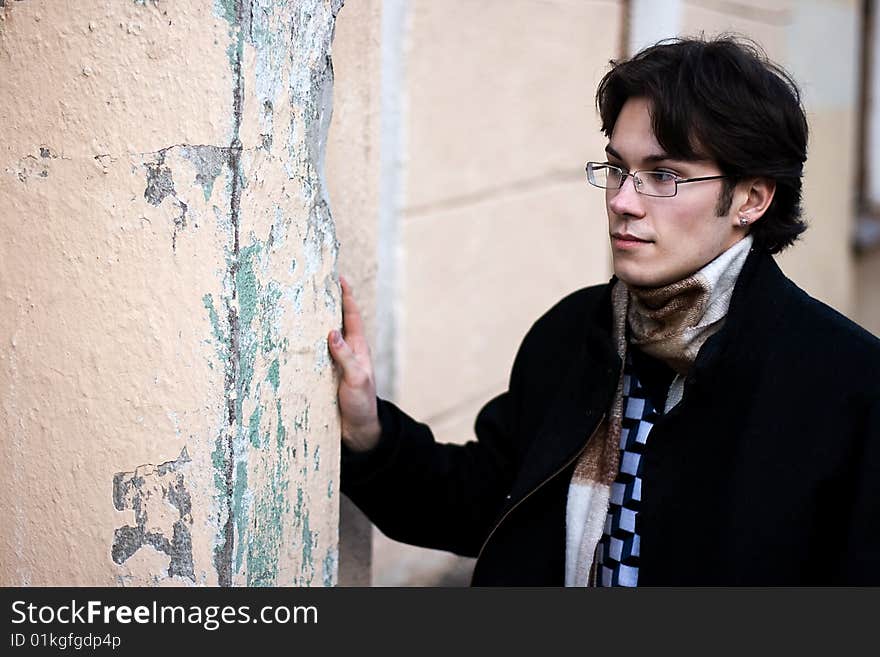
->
xmin=246 ymin=443 xmax=288 ymax=586
xmin=293 ymin=404 xmax=309 ymax=433
xmin=266 ymin=358 xmax=280 ymax=391
xmin=212 ymin=0 xmax=247 ymax=588
xmin=313 ymin=335 xmax=330 ymax=372
xmin=198 ymin=0 xmax=342 ymax=588
xmin=181 ymin=145 xmax=227 ymax=202
xmin=232 ymin=459 xmax=249 ymax=572
xmin=142 ymin=150 xmax=196 ymax=252
xmin=10 ymin=153 xmax=49 ymax=183
xmin=202 ymin=294 xmax=228 ymax=358
xmin=144 ymin=158 xmax=175 ymax=207
xmin=300 ymin=510 xmax=314 ymax=584
xmin=214 ymin=0 xmax=238 ymax=27
xmin=275 ymin=398 xmax=286 ymax=449
xmin=111 ymin=448 xmax=195 ymax=581
xmin=247 ymin=406 xmax=262 ymax=448
xmin=323 ymin=549 xmax=337 ymax=587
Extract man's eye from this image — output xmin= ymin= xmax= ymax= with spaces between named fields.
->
xmin=652 ymin=171 xmax=677 ymax=182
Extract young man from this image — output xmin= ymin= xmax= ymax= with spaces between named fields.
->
xmin=328 ymin=37 xmax=880 ymax=585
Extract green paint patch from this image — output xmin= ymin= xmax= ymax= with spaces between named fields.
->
xmin=293 ymin=488 xmax=304 ymax=526
xmin=247 ymin=445 xmax=290 ymax=587
xmin=261 ymin=283 xmax=283 ymax=354
xmin=232 ymin=459 xmax=249 ymax=572
xmin=301 ymin=510 xmax=314 ymax=585
xmin=202 ymin=294 xmax=226 ymax=351
xmin=225 ymin=234 xmax=296 ymax=584
xmin=213 ymin=0 xmax=237 ymax=26
xmin=236 ymin=243 xmax=262 ymax=331
xmin=233 ymin=243 xmax=264 ymax=422
xmin=323 ymin=550 xmax=337 ymax=587
xmin=247 ymin=406 xmax=262 ymax=449
xmin=211 ymin=437 xmax=227 ymax=495
xmin=237 ymin=342 xmax=259 ymax=419
xmin=276 ymin=399 xmax=287 ymax=450
xmin=266 ymin=358 xmax=280 ymax=391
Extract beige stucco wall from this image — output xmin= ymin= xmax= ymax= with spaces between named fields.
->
xmin=325 ymin=0 xmax=382 ymax=587
xmin=373 ymin=0 xmax=623 ymax=586
xmin=1 ymin=0 xmax=343 ymax=586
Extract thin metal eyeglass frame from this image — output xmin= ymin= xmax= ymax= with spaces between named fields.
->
xmin=585 ymin=161 xmax=729 ymax=198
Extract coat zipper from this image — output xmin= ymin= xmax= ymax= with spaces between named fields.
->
xmin=475 ymin=413 xmax=608 ymax=562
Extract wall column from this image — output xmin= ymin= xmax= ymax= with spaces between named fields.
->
xmin=0 ymin=0 xmax=344 ymax=586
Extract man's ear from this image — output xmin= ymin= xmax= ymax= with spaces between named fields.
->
xmin=736 ymin=177 xmax=776 ymax=225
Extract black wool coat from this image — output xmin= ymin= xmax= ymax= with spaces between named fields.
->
xmin=341 ymin=248 xmax=880 ymax=585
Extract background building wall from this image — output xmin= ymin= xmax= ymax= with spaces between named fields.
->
xmin=372 ymin=0 xmax=624 ymax=586
xmin=0 ymin=0 xmax=343 ymax=586
xmin=325 ymin=0 xmax=382 ymax=587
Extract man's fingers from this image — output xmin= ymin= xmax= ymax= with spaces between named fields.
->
xmin=327 ymin=329 xmax=357 ymax=376
xmin=328 ymin=329 xmax=372 ymax=387
xmin=339 ymin=276 xmax=366 ymax=346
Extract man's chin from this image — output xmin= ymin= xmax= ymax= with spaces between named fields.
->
xmin=613 ymin=263 xmax=677 ymax=288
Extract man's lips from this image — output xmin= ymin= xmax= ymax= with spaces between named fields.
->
xmin=611 ymin=232 xmax=653 ymax=243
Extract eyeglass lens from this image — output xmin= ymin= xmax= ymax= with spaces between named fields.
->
xmin=587 ymin=164 xmax=677 ymax=197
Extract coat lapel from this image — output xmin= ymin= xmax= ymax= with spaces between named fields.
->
xmin=507 ymin=287 xmax=621 ymax=505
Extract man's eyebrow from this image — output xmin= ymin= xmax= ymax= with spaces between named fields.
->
xmin=604 ymin=144 xmax=673 ymax=164
xmin=604 ymin=144 xmax=623 ymax=160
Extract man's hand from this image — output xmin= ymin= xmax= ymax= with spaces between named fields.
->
xmin=328 ymin=276 xmax=382 ymax=452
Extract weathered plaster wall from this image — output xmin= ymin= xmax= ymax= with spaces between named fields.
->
xmin=0 ymin=0 xmax=343 ymax=586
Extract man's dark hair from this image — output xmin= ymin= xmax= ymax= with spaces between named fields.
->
xmin=596 ymin=35 xmax=809 ymax=254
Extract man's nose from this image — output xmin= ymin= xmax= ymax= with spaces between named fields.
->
xmin=607 ymin=174 xmax=646 ymax=218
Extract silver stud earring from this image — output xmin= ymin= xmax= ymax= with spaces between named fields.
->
xmin=739 ymin=215 xmax=750 ymax=227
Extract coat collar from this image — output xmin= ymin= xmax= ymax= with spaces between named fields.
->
xmin=688 ymin=247 xmax=792 ymax=377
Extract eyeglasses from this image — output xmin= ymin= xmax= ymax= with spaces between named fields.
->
xmin=585 ymin=161 xmax=728 ymax=198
